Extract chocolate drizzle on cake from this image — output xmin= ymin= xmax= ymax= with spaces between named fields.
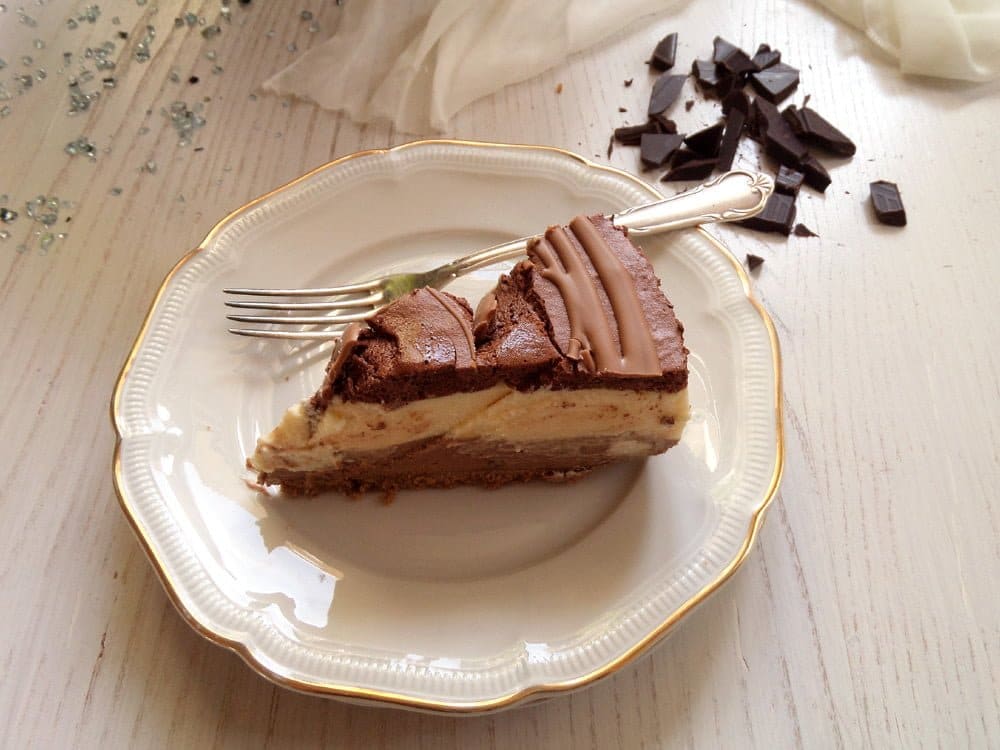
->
xmin=528 ymin=217 xmax=660 ymax=375
xmin=311 ymin=215 xmax=686 ymax=410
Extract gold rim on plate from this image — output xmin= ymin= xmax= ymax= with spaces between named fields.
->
xmin=110 ymin=139 xmax=784 ymax=713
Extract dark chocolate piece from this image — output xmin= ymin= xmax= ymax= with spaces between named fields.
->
xmin=722 ymin=89 xmax=750 ymax=116
xmin=783 ymin=105 xmax=856 ymax=156
xmin=648 ymin=74 xmax=687 ymax=117
xmin=618 ymin=106 xmax=627 ymax=113
xmin=650 ymin=32 xmax=678 ymax=71
xmin=716 ymin=108 xmax=746 ymax=171
xmin=685 ymin=100 xmax=695 ymax=111
xmin=775 ymin=165 xmax=805 ymax=195
xmin=746 ymin=253 xmax=764 ymax=270
xmin=624 ymin=78 xmax=634 ymax=87
xmin=691 ymin=59 xmax=731 ymax=96
xmin=614 ymin=121 xmax=658 ymax=145
xmin=750 ymin=63 xmax=800 ymax=104
xmin=752 ymin=44 xmax=781 ymax=70
xmin=793 ymin=223 xmax=818 ymax=237
xmin=640 ymin=132 xmax=684 ymax=168
xmin=651 ymin=113 xmax=678 ymax=133
xmin=683 ymin=121 xmax=725 ymax=157
xmin=607 ymin=134 xmax=614 ymax=159
xmin=670 ymin=148 xmax=703 ymax=167
xmin=662 ymin=157 xmax=716 ymax=181
xmin=753 ymin=97 xmax=808 ymax=166
xmin=801 ymin=154 xmax=831 ymax=192
xmin=713 ymin=36 xmax=756 ymax=76
xmin=738 ymin=193 xmax=796 ymax=235
xmin=870 ymin=181 xmax=906 ymax=226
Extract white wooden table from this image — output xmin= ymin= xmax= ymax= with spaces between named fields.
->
xmin=2 ymin=1 xmax=998 ymax=747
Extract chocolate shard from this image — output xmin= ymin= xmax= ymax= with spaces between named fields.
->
xmin=614 ymin=121 xmax=658 ymax=145
xmin=752 ymin=97 xmax=808 ymax=166
xmin=801 ymin=154 xmax=831 ymax=192
xmin=738 ymin=193 xmax=796 ymax=235
xmin=670 ymin=148 xmax=703 ymax=168
xmin=662 ymin=156 xmax=716 ymax=181
xmin=750 ymin=62 xmax=800 ymax=104
xmin=692 ymin=59 xmax=732 ymax=97
xmin=713 ymin=36 xmax=756 ymax=76
xmin=746 ymin=253 xmax=765 ymax=270
xmin=722 ymin=89 xmax=750 ymax=116
xmin=783 ymin=105 xmax=856 ymax=156
xmin=752 ymin=44 xmax=781 ymax=71
xmin=774 ymin=165 xmax=805 ymax=195
xmin=648 ymin=74 xmax=687 ymax=117
xmin=870 ymin=181 xmax=906 ymax=226
xmin=640 ymin=132 xmax=684 ymax=168
xmin=683 ymin=120 xmax=725 ymax=157
xmin=651 ymin=113 xmax=678 ymax=134
xmin=650 ymin=32 xmax=678 ymax=71
xmin=793 ymin=222 xmax=818 ymax=237
xmin=716 ymin=108 xmax=746 ymax=172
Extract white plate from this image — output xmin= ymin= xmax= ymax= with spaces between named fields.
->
xmin=112 ymin=140 xmax=782 ymax=713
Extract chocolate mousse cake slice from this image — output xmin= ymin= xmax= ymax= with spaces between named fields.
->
xmin=248 ymin=215 xmax=689 ymax=495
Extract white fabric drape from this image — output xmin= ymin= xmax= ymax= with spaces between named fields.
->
xmin=262 ymin=0 xmax=681 ymax=134
xmin=813 ymin=0 xmax=1000 ymax=82
xmin=262 ymin=0 xmax=1000 ymax=134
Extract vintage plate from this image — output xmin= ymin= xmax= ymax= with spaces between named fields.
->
xmin=112 ymin=140 xmax=782 ymax=713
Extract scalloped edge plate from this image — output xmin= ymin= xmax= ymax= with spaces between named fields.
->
xmin=111 ymin=140 xmax=783 ymax=713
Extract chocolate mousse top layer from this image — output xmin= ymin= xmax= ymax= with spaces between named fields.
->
xmin=311 ymin=215 xmax=687 ymax=410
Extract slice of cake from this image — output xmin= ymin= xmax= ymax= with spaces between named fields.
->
xmin=248 ymin=215 xmax=689 ymax=495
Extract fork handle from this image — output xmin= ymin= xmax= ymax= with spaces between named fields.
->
xmin=432 ymin=170 xmax=773 ymax=281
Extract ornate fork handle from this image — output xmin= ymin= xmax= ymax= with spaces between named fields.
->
xmin=429 ymin=170 xmax=773 ymax=284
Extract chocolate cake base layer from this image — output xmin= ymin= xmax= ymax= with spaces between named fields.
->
xmin=256 ymin=434 xmax=679 ymax=496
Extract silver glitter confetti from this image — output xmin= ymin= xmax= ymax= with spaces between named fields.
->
xmin=287 ymin=42 xmax=298 ymax=53
xmin=110 ymin=187 xmax=122 ymax=196
xmin=201 ymin=24 xmax=221 ymax=39
xmin=308 ymin=21 xmax=320 ymax=33
xmin=40 ymin=233 xmax=55 ymax=251
xmin=66 ymin=18 xmax=78 ymax=29
xmin=0 ymin=106 xmax=10 ymax=117
xmin=142 ymin=160 xmax=157 ymax=173
xmin=0 ymin=208 xmax=17 ymax=223
xmin=300 ymin=10 xmax=313 ymax=20
xmin=33 ymin=38 xmax=44 ymax=49
xmin=22 ymin=56 xmax=33 ymax=66
xmin=0 ymin=230 xmax=10 ymax=241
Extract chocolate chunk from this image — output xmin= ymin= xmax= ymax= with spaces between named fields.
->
xmin=752 ymin=97 xmax=808 ymax=166
xmin=750 ymin=63 xmax=800 ymax=104
xmin=746 ymin=253 xmax=765 ymax=270
xmin=650 ymin=32 xmax=678 ymax=71
xmin=640 ymin=133 xmax=684 ymax=168
xmin=716 ymin=108 xmax=746 ymax=171
xmin=738 ymin=193 xmax=796 ymax=235
xmin=618 ymin=106 xmax=627 ymax=113
xmin=691 ymin=59 xmax=732 ymax=97
xmin=683 ymin=121 xmax=725 ymax=157
xmin=648 ymin=74 xmax=687 ymax=117
xmin=713 ymin=36 xmax=756 ymax=76
xmin=685 ymin=100 xmax=695 ymax=111
xmin=614 ymin=121 xmax=657 ymax=145
xmin=783 ymin=105 xmax=856 ymax=156
xmin=793 ymin=223 xmax=818 ymax=237
xmin=624 ymin=78 xmax=634 ymax=87
xmin=751 ymin=44 xmax=781 ymax=71
xmin=870 ymin=181 xmax=906 ymax=226
xmin=607 ymin=134 xmax=614 ymax=159
xmin=722 ymin=89 xmax=750 ymax=116
xmin=670 ymin=148 xmax=703 ymax=168
xmin=752 ymin=44 xmax=781 ymax=71
xmin=662 ymin=157 xmax=716 ymax=181
xmin=774 ymin=165 xmax=805 ymax=195
xmin=801 ymin=154 xmax=831 ymax=192
xmin=651 ymin=113 xmax=678 ymax=134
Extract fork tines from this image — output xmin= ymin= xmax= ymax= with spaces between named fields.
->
xmin=225 ymin=283 xmax=384 ymax=340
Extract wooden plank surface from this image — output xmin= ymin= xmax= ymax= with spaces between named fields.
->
xmin=1 ymin=1 xmax=998 ymax=747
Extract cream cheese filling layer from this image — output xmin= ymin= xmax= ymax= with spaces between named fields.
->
xmin=250 ymin=384 xmax=689 ymax=473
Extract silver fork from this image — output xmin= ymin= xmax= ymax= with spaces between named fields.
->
xmin=226 ymin=169 xmax=773 ymax=340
